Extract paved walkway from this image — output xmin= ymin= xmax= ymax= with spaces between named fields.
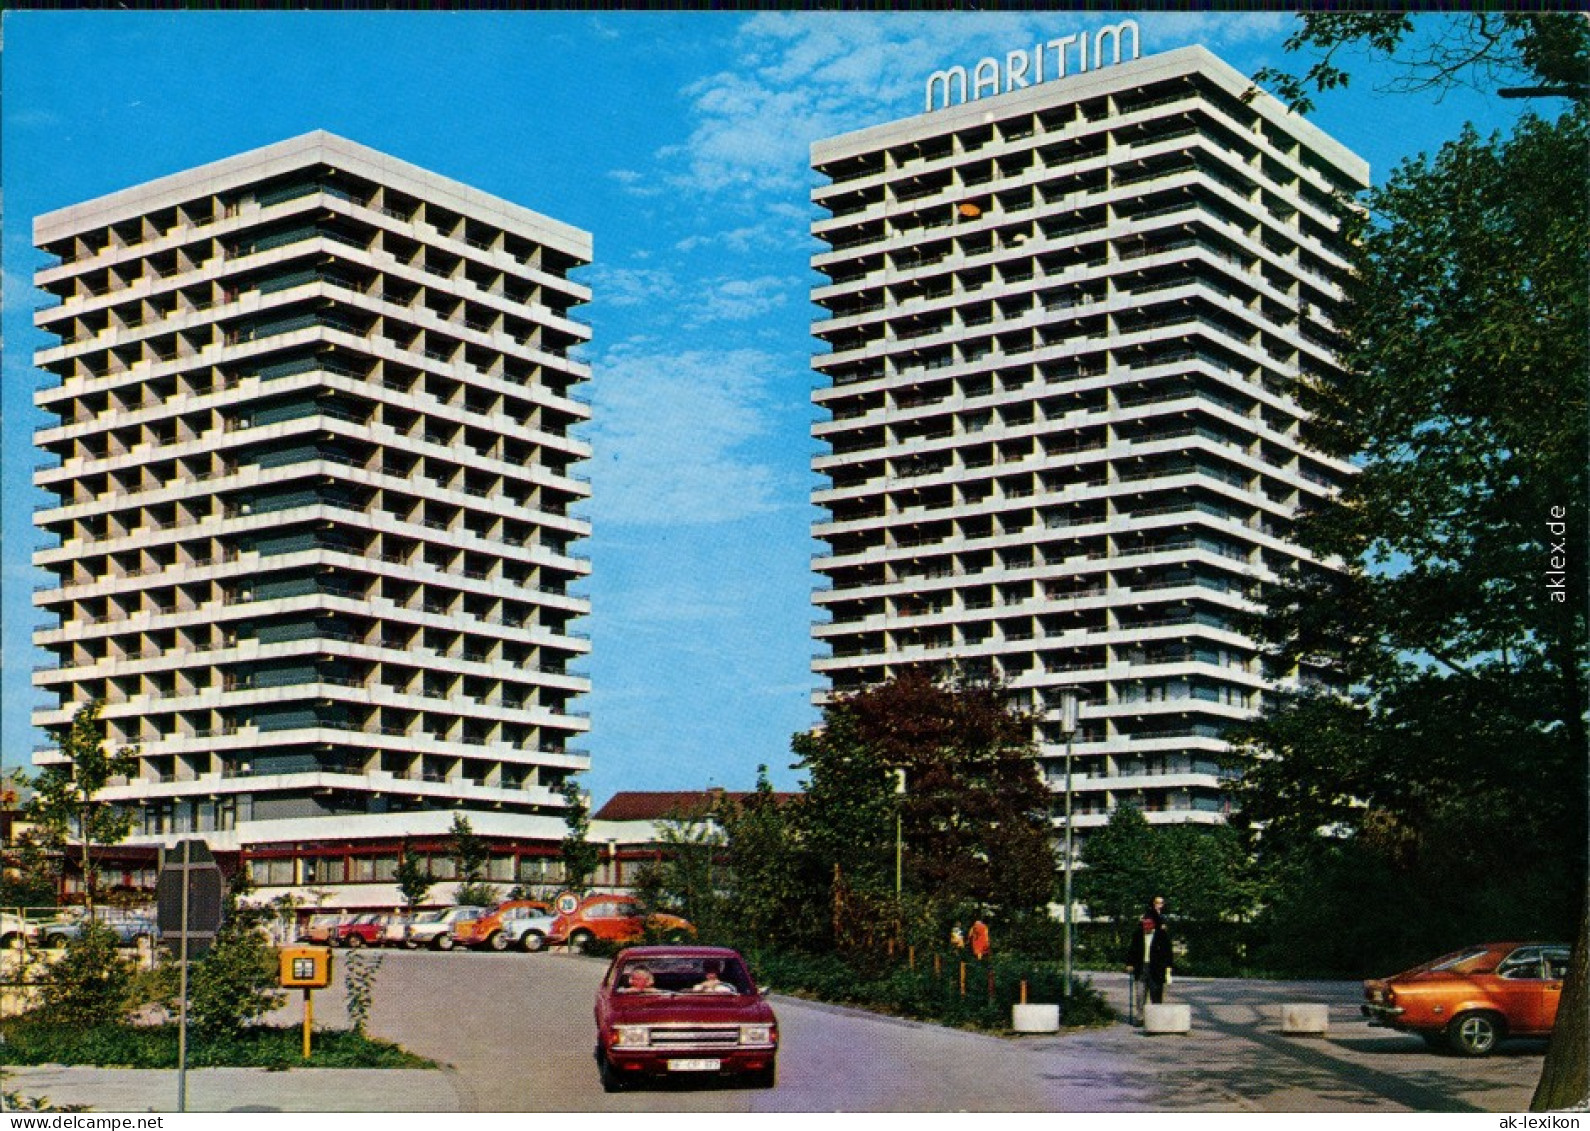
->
xmin=0 ymin=1066 xmax=465 ymax=1113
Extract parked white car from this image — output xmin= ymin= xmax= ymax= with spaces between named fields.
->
xmin=500 ymin=909 xmax=560 ymax=953
xmin=404 ymin=906 xmax=486 ymax=950
xmin=383 ymin=912 xmax=413 ymax=948
xmin=0 ymin=912 xmax=41 ymax=948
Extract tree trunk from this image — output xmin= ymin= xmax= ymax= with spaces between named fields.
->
xmin=80 ymin=812 xmax=95 ymax=916
xmin=1532 ymin=892 xmax=1589 ymax=1111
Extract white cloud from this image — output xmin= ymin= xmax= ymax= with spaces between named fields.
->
xmin=589 ymin=265 xmax=677 ymax=308
xmin=675 ymin=224 xmax=784 ymax=255
xmin=688 ymin=275 xmax=791 ymax=326
xmin=664 ymin=12 xmax=1302 ymax=199
xmin=587 ymin=344 xmax=790 ymax=526
xmin=607 ymin=167 xmax=667 ymax=198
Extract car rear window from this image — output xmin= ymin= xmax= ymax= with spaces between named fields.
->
xmin=1428 ymin=947 xmax=1496 ymax=974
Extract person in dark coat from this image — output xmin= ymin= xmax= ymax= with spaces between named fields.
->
xmin=1124 ymin=895 xmax=1173 ymax=1020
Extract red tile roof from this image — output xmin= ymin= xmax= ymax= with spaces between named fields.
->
xmin=593 ymin=790 xmax=797 ymax=822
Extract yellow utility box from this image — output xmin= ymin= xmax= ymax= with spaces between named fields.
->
xmin=279 ymin=946 xmax=334 ymax=989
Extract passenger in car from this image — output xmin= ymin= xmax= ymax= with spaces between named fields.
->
xmin=620 ymin=967 xmax=657 ymax=993
xmin=690 ymin=967 xmax=737 ymax=994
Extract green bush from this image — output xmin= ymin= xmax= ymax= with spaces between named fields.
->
xmin=168 ymin=925 xmax=285 ymax=1037
xmin=38 ymin=922 xmax=136 ymax=1027
xmin=743 ymin=948 xmax=1114 ymax=1032
xmin=0 ymin=1020 xmax=431 ymax=1069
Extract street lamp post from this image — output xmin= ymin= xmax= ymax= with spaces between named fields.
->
xmin=1056 ymin=688 xmax=1082 ymax=1000
xmin=892 ymin=768 xmax=907 ymax=898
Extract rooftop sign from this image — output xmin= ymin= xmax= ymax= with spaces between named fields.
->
xmin=925 ymin=20 xmax=1142 ymax=113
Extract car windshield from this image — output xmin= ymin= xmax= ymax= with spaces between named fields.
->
xmin=413 ymin=910 xmax=444 ymax=924
xmin=613 ymin=955 xmax=751 ymax=995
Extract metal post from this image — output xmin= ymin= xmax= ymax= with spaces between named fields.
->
xmin=303 ymin=988 xmax=314 ymax=1060
xmin=1056 ymin=689 xmax=1082 ymax=1001
xmin=177 ymin=840 xmax=191 ymax=1113
xmin=895 ymin=810 xmax=903 ymax=898
xmin=1063 ymin=727 xmax=1075 ymax=998
xmin=892 ymin=768 xmax=906 ymax=898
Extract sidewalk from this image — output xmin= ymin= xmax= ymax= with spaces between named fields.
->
xmin=0 ymin=1065 xmax=467 ymax=1113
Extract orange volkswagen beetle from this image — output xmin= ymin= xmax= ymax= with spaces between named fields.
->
xmin=1362 ymin=941 xmax=1570 ymax=1056
xmin=548 ymin=893 xmax=693 ymax=952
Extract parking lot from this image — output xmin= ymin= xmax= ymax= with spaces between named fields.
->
xmin=277 ymin=949 xmax=1546 ymax=1112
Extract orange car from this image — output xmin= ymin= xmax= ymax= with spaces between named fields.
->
xmin=452 ymin=899 xmax=552 ymax=951
xmin=1362 ymin=941 xmax=1570 ymax=1056
xmin=548 ymin=893 xmax=693 ymax=952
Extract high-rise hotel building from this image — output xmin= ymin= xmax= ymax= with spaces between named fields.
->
xmin=809 ymin=42 xmax=1366 ymax=831
xmin=31 ymin=132 xmax=592 ymax=901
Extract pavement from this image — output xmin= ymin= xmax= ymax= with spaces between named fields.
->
xmin=0 ymin=1064 xmax=466 ymax=1113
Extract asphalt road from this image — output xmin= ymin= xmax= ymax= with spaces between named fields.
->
xmin=289 ymin=949 xmax=1546 ymax=1113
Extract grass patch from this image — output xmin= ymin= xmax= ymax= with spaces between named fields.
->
xmin=0 ymin=1019 xmax=434 ymax=1070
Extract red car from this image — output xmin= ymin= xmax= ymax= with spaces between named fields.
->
xmin=593 ymin=946 xmax=778 ymax=1091
xmin=1362 ymin=941 xmax=1570 ymax=1056
xmin=329 ymin=912 xmax=388 ymax=948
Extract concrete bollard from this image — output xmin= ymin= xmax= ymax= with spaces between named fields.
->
xmin=1281 ymin=1002 xmax=1330 ymax=1035
xmin=1012 ymin=1003 xmax=1061 ymax=1033
xmin=1143 ymin=1002 xmax=1191 ymax=1034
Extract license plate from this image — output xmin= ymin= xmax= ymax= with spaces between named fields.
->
xmin=667 ymin=1059 xmax=721 ymax=1073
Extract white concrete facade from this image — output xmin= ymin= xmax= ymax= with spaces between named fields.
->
xmin=809 ymin=48 xmax=1365 ymax=832
xmin=30 ymin=132 xmax=592 ymax=880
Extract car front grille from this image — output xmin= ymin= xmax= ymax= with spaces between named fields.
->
xmin=647 ymin=1025 xmax=741 ymax=1049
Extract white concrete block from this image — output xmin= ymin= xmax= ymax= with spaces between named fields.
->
xmin=1143 ymin=1002 xmax=1191 ymax=1033
xmin=1012 ymin=1003 xmax=1061 ymax=1033
xmin=1281 ymin=1002 xmax=1330 ymax=1034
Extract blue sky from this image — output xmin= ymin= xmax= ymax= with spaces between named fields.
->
xmin=0 ymin=12 xmax=1529 ymax=803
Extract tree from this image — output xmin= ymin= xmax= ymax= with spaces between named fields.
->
xmin=1534 ymin=898 xmax=1589 ymax=1110
xmin=1078 ymin=805 xmax=1253 ymax=969
xmin=1231 ymin=107 xmax=1588 ymax=953
xmin=629 ymin=811 xmax=724 ymax=934
xmin=716 ymin=767 xmax=803 ymax=951
xmin=1241 ymin=15 xmax=1588 ymax=1102
xmin=25 ymin=702 xmax=137 ymax=913
xmin=448 ymin=814 xmax=496 ymax=907
xmin=1252 ymin=13 xmax=1589 ymax=113
xmin=792 ymin=669 xmax=1057 ymax=951
xmin=557 ymin=778 xmax=601 ymax=894
xmin=394 ymin=838 xmax=433 ymax=911
xmin=1075 ymin=805 xmax=1158 ymax=938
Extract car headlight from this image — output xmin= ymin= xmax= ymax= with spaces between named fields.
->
xmin=611 ymin=1026 xmax=650 ymax=1048
xmin=739 ymin=1024 xmax=774 ymax=1045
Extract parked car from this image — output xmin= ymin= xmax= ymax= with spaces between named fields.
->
xmin=593 ymin=946 xmax=777 ymax=1091
xmin=548 ymin=894 xmax=693 ymax=952
xmin=453 ymin=899 xmax=552 ymax=951
xmin=299 ymin=913 xmax=346 ymax=944
xmin=330 ymin=912 xmax=389 ymax=948
xmin=39 ymin=909 xmax=160 ymax=949
xmin=0 ymin=912 xmax=42 ymax=948
xmin=502 ymin=908 xmax=560 ymax=953
xmin=383 ymin=912 xmax=414 ymax=948
xmin=1362 ymin=941 xmax=1570 ymax=1056
xmin=405 ymin=906 xmax=487 ymax=950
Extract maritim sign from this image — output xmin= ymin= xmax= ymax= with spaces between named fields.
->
xmin=925 ymin=21 xmax=1142 ymax=113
